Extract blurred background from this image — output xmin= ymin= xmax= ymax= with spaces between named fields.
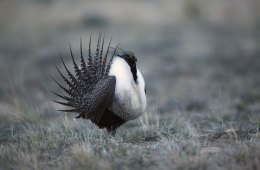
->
xmin=0 ymin=0 xmax=259 ymax=121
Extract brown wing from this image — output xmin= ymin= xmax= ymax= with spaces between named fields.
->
xmin=86 ymin=76 xmax=116 ymax=125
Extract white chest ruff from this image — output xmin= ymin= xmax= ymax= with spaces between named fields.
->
xmin=109 ymin=57 xmax=147 ymax=120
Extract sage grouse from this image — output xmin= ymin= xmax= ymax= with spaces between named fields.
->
xmin=52 ymin=34 xmax=147 ymax=132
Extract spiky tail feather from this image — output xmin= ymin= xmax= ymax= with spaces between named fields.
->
xmin=52 ymin=34 xmax=118 ymax=117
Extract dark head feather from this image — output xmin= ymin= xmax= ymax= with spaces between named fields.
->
xmin=113 ymin=48 xmax=138 ymax=83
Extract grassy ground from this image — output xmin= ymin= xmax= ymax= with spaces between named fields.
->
xmin=0 ymin=98 xmax=259 ymax=170
xmin=0 ymin=0 xmax=260 ymax=169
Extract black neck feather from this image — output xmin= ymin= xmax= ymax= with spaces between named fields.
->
xmin=119 ymin=52 xmax=138 ymax=83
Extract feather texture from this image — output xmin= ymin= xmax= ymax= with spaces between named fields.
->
xmin=52 ymin=34 xmax=146 ymax=132
xmin=53 ymin=34 xmax=118 ymax=121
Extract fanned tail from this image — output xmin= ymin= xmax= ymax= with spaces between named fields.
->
xmin=52 ymin=34 xmax=118 ymax=117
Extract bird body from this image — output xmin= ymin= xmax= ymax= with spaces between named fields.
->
xmin=52 ymin=34 xmax=146 ymax=132
xmin=109 ymin=57 xmax=146 ymax=120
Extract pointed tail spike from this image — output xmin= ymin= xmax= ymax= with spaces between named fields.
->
xmin=59 ymin=54 xmax=78 ymax=86
xmin=102 ymin=37 xmax=112 ymax=76
xmin=56 ymin=66 xmax=73 ymax=88
xmin=69 ymin=43 xmax=81 ymax=79
xmin=58 ymin=109 xmax=78 ymax=113
xmin=52 ymin=100 xmax=74 ymax=107
xmin=99 ymin=33 xmax=105 ymax=78
xmin=105 ymin=45 xmax=118 ymax=76
xmin=79 ymin=38 xmax=87 ymax=73
xmin=51 ymin=91 xmax=73 ymax=102
xmin=95 ymin=33 xmax=101 ymax=77
xmin=88 ymin=33 xmax=92 ymax=66
xmin=79 ymin=38 xmax=91 ymax=82
xmin=51 ymin=76 xmax=74 ymax=96
xmin=80 ymin=37 xmax=83 ymax=57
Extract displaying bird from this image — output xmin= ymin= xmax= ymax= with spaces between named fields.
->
xmin=52 ymin=34 xmax=147 ymax=133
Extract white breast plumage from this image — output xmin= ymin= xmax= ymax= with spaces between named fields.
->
xmin=109 ymin=57 xmax=147 ymax=120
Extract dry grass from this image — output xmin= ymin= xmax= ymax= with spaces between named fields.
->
xmin=0 ymin=96 xmax=259 ymax=170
